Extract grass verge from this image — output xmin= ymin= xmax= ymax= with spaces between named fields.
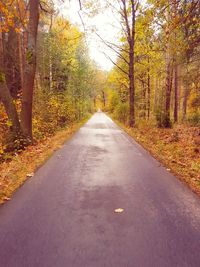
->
xmin=0 ymin=117 xmax=89 ymax=204
xmin=114 ymin=119 xmax=200 ymax=196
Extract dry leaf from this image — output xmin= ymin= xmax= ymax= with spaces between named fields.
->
xmin=27 ymin=173 xmax=34 ymax=177
xmin=115 ymin=208 xmax=124 ymax=213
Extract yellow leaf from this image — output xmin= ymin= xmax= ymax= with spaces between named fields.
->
xmin=114 ymin=208 xmax=124 ymax=213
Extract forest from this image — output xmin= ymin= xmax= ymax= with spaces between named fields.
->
xmin=102 ymin=0 xmax=200 ymax=129
xmin=0 ymin=0 xmax=200 ymax=200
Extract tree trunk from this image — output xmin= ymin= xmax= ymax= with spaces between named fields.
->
xmin=172 ymin=0 xmax=178 ymax=123
xmin=93 ymin=96 xmax=96 ymax=109
xmin=18 ymin=32 xmax=24 ymax=91
xmin=4 ymin=27 xmax=21 ymax=98
xmin=129 ymin=0 xmax=136 ymax=127
xmin=21 ymin=0 xmax=39 ymax=139
xmin=183 ymin=62 xmax=189 ymax=121
xmin=102 ymin=90 xmax=106 ymax=107
xmin=174 ymin=62 xmax=178 ymax=122
xmin=0 ymin=28 xmax=20 ymax=134
xmin=165 ymin=53 xmax=172 ymax=128
xmin=164 ymin=9 xmax=173 ymax=128
xmin=129 ymin=43 xmax=135 ymax=127
xmin=147 ymin=63 xmax=150 ymax=119
xmin=49 ymin=14 xmax=53 ymax=91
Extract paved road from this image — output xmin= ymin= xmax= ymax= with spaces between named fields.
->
xmin=0 ymin=112 xmax=200 ymax=267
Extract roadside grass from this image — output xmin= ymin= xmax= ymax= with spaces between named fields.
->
xmin=115 ymin=119 xmax=200 ymax=195
xmin=0 ymin=117 xmax=89 ymax=204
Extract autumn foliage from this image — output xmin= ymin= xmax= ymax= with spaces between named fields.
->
xmin=0 ymin=0 xmax=101 ymax=161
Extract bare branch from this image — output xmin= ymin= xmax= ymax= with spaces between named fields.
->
xmin=102 ymin=52 xmax=129 ymax=76
xmin=95 ymin=32 xmax=129 ymax=65
xmin=78 ymin=0 xmax=82 ymax=11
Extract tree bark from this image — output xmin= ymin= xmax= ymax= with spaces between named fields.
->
xmin=173 ymin=62 xmax=178 ymax=122
xmin=147 ymin=57 xmax=150 ymax=119
xmin=49 ymin=13 xmax=53 ymax=91
xmin=172 ymin=0 xmax=178 ymax=123
xmin=0 ymin=27 xmax=20 ymax=134
xmin=183 ymin=61 xmax=189 ymax=121
xmin=121 ymin=0 xmax=135 ymax=127
xmin=21 ymin=0 xmax=39 ymax=139
xmin=18 ymin=32 xmax=24 ymax=92
xmin=129 ymin=42 xmax=135 ymax=127
xmin=102 ymin=90 xmax=106 ymax=107
xmin=165 ymin=56 xmax=172 ymax=127
xmin=164 ymin=3 xmax=173 ymax=128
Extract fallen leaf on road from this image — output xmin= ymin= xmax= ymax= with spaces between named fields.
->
xmin=115 ymin=208 xmax=124 ymax=213
xmin=27 ymin=173 xmax=34 ymax=177
xmin=4 ymin=197 xmax=11 ymax=201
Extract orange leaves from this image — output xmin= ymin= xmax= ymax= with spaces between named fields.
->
xmin=0 ymin=0 xmax=28 ymax=33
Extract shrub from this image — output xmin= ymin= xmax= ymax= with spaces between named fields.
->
xmin=114 ymin=102 xmax=129 ymax=124
xmin=187 ymin=112 xmax=200 ymax=126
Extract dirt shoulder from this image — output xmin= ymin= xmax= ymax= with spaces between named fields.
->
xmin=117 ymin=120 xmax=200 ymax=196
xmin=0 ymin=118 xmax=89 ymax=204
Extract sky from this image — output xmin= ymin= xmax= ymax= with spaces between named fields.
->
xmin=57 ymin=0 xmax=120 ymax=71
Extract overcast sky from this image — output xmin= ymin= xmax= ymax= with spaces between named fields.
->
xmin=58 ymin=0 xmax=120 ymax=71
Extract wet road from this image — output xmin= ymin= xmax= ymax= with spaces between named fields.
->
xmin=0 ymin=112 xmax=200 ymax=267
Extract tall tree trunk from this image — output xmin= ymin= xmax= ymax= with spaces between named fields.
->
xmin=165 ymin=51 xmax=172 ymax=127
xmin=4 ymin=27 xmax=20 ymax=97
xmin=183 ymin=60 xmax=189 ymax=121
xmin=49 ymin=14 xmax=53 ymax=91
xmin=0 ymin=28 xmax=20 ymax=134
xmin=93 ymin=96 xmax=96 ymax=109
xmin=129 ymin=42 xmax=135 ymax=127
xmin=147 ymin=58 xmax=150 ymax=119
xmin=21 ymin=0 xmax=39 ymax=139
xmin=164 ymin=5 xmax=173 ymax=128
xmin=172 ymin=0 xmax=178 ymax=123
xmin=18 ymin=32 xmax=24 ymax=91
xmin=102 ymin=90 xmax=106 ymax=107
xmin=120 ymin=0 xmax=136 ymax=126
xmin=174 ymin=62 xmax=178 ymax=122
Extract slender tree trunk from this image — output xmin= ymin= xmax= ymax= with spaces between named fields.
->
xmin=164 ymin=6 xmax=173 ymax=128
xmin=18 ymin=32 xmax=24 ymax=91
xmin=174 ymin=62 xmax=178 ymax=122
xmin=129 ymin=0 xmax=136 ymax=127
xmin=165 ymin=52 xmax=172 ymax=127
xmin=147 ymin=61 xmax=150 ymax=119
xmin=21 ymin=0 xmax=40 ymax=139
xmin=172 ymin=0 xmax=178 ymax=123
xmin=154 ymin=77 xmax=159 ymax=113
xmin=49 ymin=14 xmax=53 ymax=91
xmin=183 ymin=61 xmax=189 ymax=121
xmin=102 ymin=90 xmax=106 ymax=107
xmin=0 ymin=27 xmax=20 ymax=133
xmin=129 ymin=42 xmax=135 ymax=127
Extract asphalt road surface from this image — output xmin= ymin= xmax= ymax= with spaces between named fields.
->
xmin=0 ymin=112 xmax=200 ymax=267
